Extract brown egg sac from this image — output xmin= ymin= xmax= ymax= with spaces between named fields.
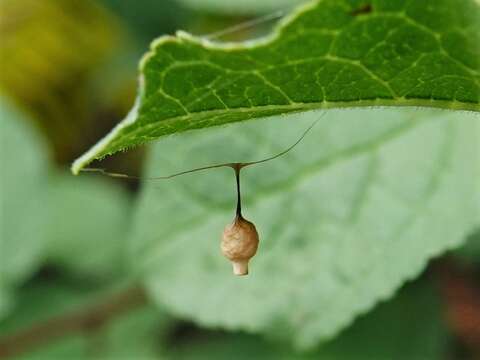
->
xmin=221 ymin=215 xmax=259 ymax=275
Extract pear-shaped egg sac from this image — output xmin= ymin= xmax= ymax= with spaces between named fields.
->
xmin=221 ymin=215 xmax=259 ymax=275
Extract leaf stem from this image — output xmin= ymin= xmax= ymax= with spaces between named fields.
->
xmin=0 ymin=285 xmax=147 ymax=358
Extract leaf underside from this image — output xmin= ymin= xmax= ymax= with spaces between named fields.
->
xmin=131 ymin=108 xmax=479 ymax=349
xmin=72 ymin=0 xmax=480 ymax=173
xmin=169 ymin=282 xmax=447 ymax=359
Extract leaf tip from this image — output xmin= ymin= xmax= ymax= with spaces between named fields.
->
xmin=71 ymin=158 xmax=84 ymax=175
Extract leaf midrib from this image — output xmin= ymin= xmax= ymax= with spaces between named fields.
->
xmin=119 ymin=100 xmax=475 ymax=152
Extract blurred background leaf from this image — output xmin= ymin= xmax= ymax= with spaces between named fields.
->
xmin=43 ymin=172 xmax=132 ymax=280
xmin=1 ymin=99 xmax=50 ymax=305
xmin=0 ymin=99 xmax=132 ymax=321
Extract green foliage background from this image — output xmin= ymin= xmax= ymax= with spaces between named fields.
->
xmin=0 ymin=0 xmax=479 ymax=359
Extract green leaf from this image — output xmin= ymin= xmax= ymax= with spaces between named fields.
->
xmin=130 ymin=108 xmax=479 ymax=349
xmin=98 ymin=304 xmax=168 ymax=360
xmin=72 ymin=0 xmax=480 ymax=174
xmin=0 ymin=99 xmax=50 ymax=292
xmin=44 ymin=173 xmax=132 ymax=279
xmin=0 ymin=98 xmax=132 ymax=313
xmin=168 ymin=281 xmax=448 ymax=359
xmin=0 ymin=285 xmax=13 ymax=322
xmin=312 ymin=282 xmax=447 ymax=360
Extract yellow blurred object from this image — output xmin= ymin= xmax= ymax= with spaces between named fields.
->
xmin=0 ymin=0 xmax=123 ymax=162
